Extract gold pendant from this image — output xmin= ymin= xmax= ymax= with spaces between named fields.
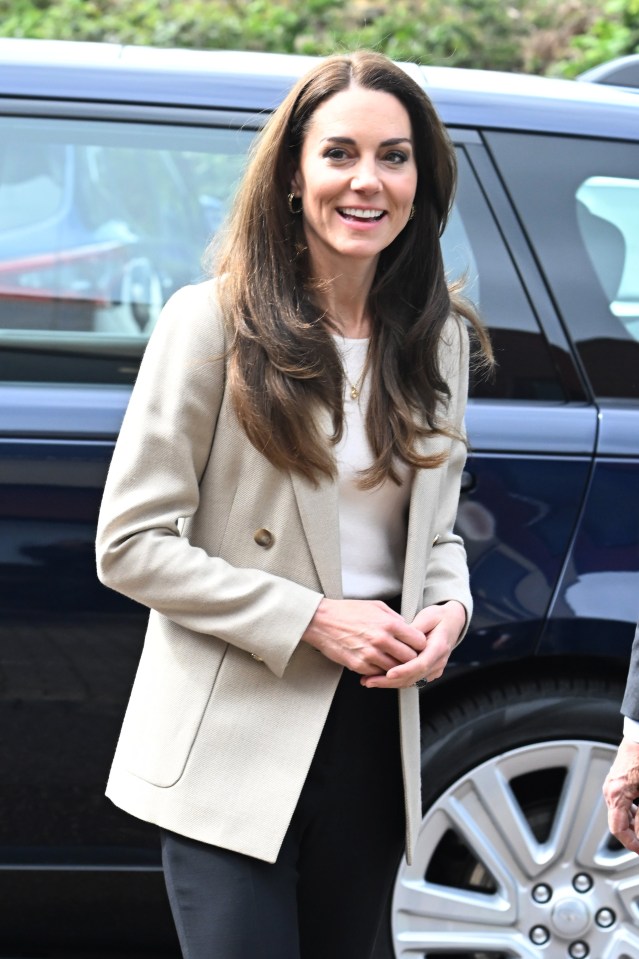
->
xmin=350 ymin=385 xmax=359 ymax=400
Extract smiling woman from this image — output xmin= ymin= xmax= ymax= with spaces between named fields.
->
xmin=290 ymin=86 xmax=418 ymax=280
xmin=96 ymin=49 xmax=491 ymax=959
xmin=217 ymin=51 xmax=489 ymax=490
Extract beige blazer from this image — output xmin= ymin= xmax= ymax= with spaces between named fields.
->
xmin=96 ymin=279 xmax=472 ymax=864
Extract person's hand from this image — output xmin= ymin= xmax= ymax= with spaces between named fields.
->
xmin=301 ymin=598 xmax=427 ymax=675
xmin=361 ymin=600 xmax=466 ymax=689
xmin=603 ymin=737 xmax=639 ymax=854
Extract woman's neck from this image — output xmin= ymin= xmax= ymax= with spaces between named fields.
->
xmin=328 ymin=303 xmax=371 ymax=339
xmin=312 ymin=261 xmax=376 ymax=339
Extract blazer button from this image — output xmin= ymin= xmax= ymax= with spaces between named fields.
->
xmin=254 ymin=528 xmax=274 ymax=548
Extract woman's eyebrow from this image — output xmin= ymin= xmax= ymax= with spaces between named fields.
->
xmin=319 ymin=136 xmax=413 ymax=146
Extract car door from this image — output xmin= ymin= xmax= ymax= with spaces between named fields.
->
xmin=484 ymin=130 xmax=639 ymax=659
xmin=0 ymin=102 xmax=255 ymax=952
xmin=441 ymin=132 xmax=598 ymax=675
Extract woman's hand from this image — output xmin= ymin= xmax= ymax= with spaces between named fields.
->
xmin=301 ymin=598 xmax=428 ymax=675
xmin=360 ymin=600 xmax=466 ymax=689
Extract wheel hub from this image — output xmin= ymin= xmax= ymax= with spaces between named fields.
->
xmin=551 ymin=896 xmax=591 ymax=938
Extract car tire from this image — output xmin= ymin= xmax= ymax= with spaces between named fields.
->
xmin=378 ymin=674 xmax=639 ymax=958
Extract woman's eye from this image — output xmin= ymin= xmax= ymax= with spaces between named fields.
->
xmin=384 ymin=150 xmax=409 ymax=164
xmin=324 ymin=148 xmax=349 ymax=160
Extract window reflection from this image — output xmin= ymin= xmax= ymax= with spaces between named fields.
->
xmin=0 ymin=118 xmax=253 ymax=356
xmin=576 ymin=176 xmax=639 ymax=341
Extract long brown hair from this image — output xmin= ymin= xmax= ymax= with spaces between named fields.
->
xmin=214 ymin=50 xmax=490 ymax=488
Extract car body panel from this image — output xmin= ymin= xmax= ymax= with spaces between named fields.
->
xmin=0 ymin=38 xmax=637 ymax=135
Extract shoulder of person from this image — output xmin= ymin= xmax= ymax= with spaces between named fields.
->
xmin=439 ymin=312 xmax=468 ymax=350
xmin=437 ymin=313 xmax=470 ymax=380
xmin=160 ymin=276 xmax=226 ymax=328
xmin=150 ymin=277 xmax=229 ymax=356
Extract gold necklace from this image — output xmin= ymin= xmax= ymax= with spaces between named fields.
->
xmin=347 ymin=361 xmax=368 ymax=400
xmin=339 ymin=342 xmax=370 ymax=401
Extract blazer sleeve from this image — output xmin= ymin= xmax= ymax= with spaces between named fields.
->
xmin=95 ymin=281 xmax=323 ymax=678
xmin=421 ymin=315 xmax=473 ymax=640
xmin=621 ymin=623 xmax=639 ymax=720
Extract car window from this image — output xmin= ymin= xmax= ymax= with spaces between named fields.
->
xmin=486 ymin=132 xmax=639 ymax=400
xmin=0 ymin=116 xmax=254 ymax=384
xmin=0 ymin=142 xmax=67 ymax=231
xmin=444 ymin=149 xmax=566 ymax=401
xmin=577 ymin=176 xmax=639 ymax=338
xmin=0 ymin=118 xmax=565 ymax=399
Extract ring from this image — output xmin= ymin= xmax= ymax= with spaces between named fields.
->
xmin=414 ymin=678 xmax=429 ymax=688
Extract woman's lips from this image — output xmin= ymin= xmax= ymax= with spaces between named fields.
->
xmin=337 ymin=207 xmax=386 ymax=223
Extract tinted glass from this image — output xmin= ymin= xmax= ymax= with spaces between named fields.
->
xmin=0 ymin=122 xmax=565 ymax=399
xmin=486 ymin=132 xmax=639 ymax=400
xmin=0 ymin=117 xmax=254 ymax=383
xmin=443 ymin=149 xmax=565 ymax=401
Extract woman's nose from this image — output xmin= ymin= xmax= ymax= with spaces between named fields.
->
xmin=350 ymin=159 xmax=381 ymax=192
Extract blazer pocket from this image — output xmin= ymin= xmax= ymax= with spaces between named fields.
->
xmin=119 ymin=613 xmax=226 ymax=788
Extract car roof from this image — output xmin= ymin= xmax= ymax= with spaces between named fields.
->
xmin=578 ymin=53 xmax=639 ymax=89
xmin=0 ymin=37 xmax=637 ymax=140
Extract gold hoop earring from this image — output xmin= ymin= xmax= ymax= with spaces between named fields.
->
xmin=408 ymin=204 xmax=415 ymax=221
xmin=288 ymin=193 xmax=302 ymax=214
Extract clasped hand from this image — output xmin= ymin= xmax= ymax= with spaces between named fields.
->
xmin=302 ymin=597 xmax=466 ymax=689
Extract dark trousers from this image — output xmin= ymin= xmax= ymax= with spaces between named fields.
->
xmin=161 ymin=666 xmax=405 ymax=959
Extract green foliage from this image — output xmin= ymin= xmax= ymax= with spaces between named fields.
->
xmin=555 ymin=0 xmax=639 ymax=76
xmin=329 ymin=1 xmax=530 ymax=71
xmin=0 ymin=0 xmax=636 ymax=77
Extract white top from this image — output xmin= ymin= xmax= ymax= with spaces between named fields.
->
xmin=332 ymin=335 xmax=412 ymax=600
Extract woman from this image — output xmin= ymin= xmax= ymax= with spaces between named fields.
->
xmin=96 ymin=50 xmax=489 ymax=959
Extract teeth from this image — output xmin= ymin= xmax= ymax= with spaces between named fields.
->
xmin=339 ymin=208 xmax=384 ymax=220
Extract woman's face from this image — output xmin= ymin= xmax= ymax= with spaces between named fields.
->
xmin=291 ymin=84 xmax=418 ymax=275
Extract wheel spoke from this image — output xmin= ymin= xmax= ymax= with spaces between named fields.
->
xmin=416 ymin=790 xmax=521 ymax=908
xmin=601 ymin=925 xmax=639 ymax=959
xmin=596 ymin=841 xmax=639 ymax=874
xmin=395 ymin=866 xmax=513 ymax=926
xmin=615 ymin=871 xmax=639 ymax=915
xmin=546 ymin=742 xmax=611 ymax=865
xmin=470 ymin=756 xmax=550 ymax=876
xmin=393 ymin=925 xmax=544 ymax=958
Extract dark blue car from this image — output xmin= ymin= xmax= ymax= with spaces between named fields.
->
xmin=0 ymin=38 xmax=638 ymax=958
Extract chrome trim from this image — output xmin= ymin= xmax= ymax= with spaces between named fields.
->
xmin=466 ymin=400 xmax=597 ymax=456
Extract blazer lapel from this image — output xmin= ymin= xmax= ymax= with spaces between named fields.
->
xmin=289 ymin=404 xmax=343 ymax=598
xmin=290 ymin=468 xmax=343 ymax=598
xmin=401 ymin=433 xmax=448 ymax=618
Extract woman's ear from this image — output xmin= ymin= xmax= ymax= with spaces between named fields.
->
xmin=290 ymin=170 xmax=302 ymax=197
